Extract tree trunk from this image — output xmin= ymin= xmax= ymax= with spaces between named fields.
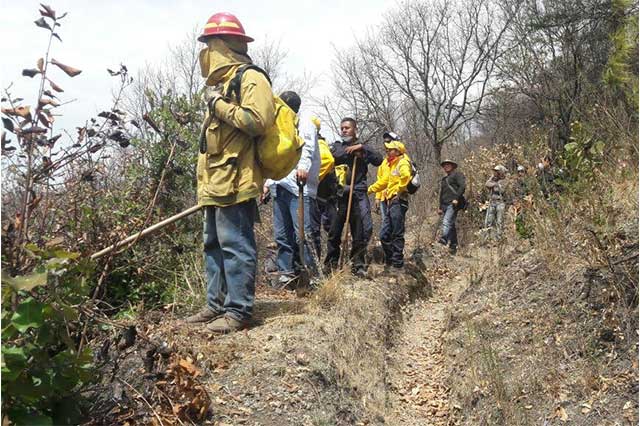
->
xmin=433 ymin=141 xmax=443 ymax=166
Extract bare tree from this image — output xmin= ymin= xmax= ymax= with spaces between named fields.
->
xmin=251 ymin=37 xmax=317 ymax=98
xmin=251 ymin=37 xmax=288 ymax=86
xmin=330 ymin=0 xmax=514 ymax=165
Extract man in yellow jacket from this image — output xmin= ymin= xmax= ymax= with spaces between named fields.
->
xmin=368 ymin=137 xmax=412 ymax=270
xmin=372 ymin=132 xmax=394 ymax=257
xmin=185 ymin=12 xmax=275 ymax=333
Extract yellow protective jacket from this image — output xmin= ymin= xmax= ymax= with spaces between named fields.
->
xmin=318 ymin=138 xmax=335 ymax=181
xmin=368 ymin=154 xmax=412 ymax=201
xmin=197 ymin=39 xmax=276 ymax=207
xmin=373 ymin=159 xmax=390 ymax=201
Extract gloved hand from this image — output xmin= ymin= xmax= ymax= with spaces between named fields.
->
xmin=204 ymin=85 xmax=224 ymax=114
xmin=199 ymin=85 xmax=224 ymax=154
xmin=260 ymin=185 xmax=271 ymax=205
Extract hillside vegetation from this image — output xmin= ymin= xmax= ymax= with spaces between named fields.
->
xmin=1 ymin=1 xmax=638 ymax=425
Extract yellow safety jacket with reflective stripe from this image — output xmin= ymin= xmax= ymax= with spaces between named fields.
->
xmin=368 ymin=154 xmax=412 ymax=201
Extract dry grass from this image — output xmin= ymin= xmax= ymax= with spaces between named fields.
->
xmin=445 ymin=139 xmax=638 ymax=425
xmin=308 ymin=271 xmax=430 ymax=421
xmin=171 ymin=251 xmax=207 ymax=314
xmin=306 ymin=269 xmax=348 ymax=312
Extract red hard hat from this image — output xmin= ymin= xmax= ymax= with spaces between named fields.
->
xmin=198 ymin=12 xmax=254 ymax=43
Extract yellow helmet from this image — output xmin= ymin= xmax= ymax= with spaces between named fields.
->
xmin=383 ymin=140 xmax=406 ymax=154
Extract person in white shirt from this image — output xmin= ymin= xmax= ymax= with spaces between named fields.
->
xmin=262 ymin=91 xmax=320 ymax=286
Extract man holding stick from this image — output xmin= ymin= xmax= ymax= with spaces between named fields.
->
xmin=324 ymin=118 xmax=382 ymax=276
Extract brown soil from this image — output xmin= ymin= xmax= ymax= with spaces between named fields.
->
xmin=82 ymin=259 xmax=435 ymax=425
xmin=81 ymin=219 xmax=638 ymax=426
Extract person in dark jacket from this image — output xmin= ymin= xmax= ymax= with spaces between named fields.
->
xmin=325 ymin=117 xmax=383 ymax=276
xmin=438 ymin=159 xmax=466 ymax=255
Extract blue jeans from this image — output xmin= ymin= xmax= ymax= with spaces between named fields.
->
xmin=204 ymin=201 xmax=257 ymax=321
xmin=440 ymin=203 xmax=458 ymax=248
xmin=273 ymin=185 xmax=316 ymax=275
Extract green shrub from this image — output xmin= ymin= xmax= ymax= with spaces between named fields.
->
xmin=2 ymin=245 xmax=95 ymax=425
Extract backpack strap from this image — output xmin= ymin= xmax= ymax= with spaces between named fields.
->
xmin=226 ymin=64 xmax=272 ymax=104
xmin=410 ymin=160 xmax=418 ymax=177
xmin=445 ymin=175 xmax=459 ymax=196
xmin=445 ymin=175 xmax=467 ymax=209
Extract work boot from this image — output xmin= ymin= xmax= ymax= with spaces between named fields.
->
xmin=309 ymin=276 xmax=322 ymax=289
xmin=184 ymin=307 xmax=223 ymax=323
xmin=275 ymin=274 xmax=297 ymax=290
xmin=206 ymin=315 xmax=249 ymax=334
xmin=449 ymin=246 xmax=458 ymax=255
xmin=437 ymin=237 xmax=447 ymax=246
xmin=391 ymin=265 xmax=405 ymax=274
xmin=352 ymin=267 xmax=367 ymax=278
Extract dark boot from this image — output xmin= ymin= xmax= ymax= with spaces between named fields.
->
xmin=206 ymin=315 xmax=249 ymax=334
xmin=184 ymin=307 xmax=223 ymax=323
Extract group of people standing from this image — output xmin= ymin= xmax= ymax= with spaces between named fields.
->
xmin=264 ymin=115 xmax=414 ymax=284
xmin=481 ymin=155 xmax=563 ymax=243
xmin=185 ymin=11 xmax=467 ymax=333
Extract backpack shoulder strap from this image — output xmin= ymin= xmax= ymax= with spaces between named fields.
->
xmin=445 ymin=175 xmax=457 ymax=194
xmin=409 ymin=160 xmax=418 ymax=175
xmin=226 ymin=64 xmax=272 ymax=104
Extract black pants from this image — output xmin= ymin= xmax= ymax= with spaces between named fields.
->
xmin=353 ymin=190 xmax=373 ymax=243
xmin=324 ymin=191 xmax=366 ymax=271
xmin=380 ymin=198 xmax=408 ymax=267
xmin=309 ymin=197 xmax=337 ymax=258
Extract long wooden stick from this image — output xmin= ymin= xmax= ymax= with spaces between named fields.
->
xmin=296 ymin=181 xmax=310 ymax=296
xmin=90 ymin=205 xmax=202 ymax=260
xmin=339 ymin=156 xmax=358 ymax=266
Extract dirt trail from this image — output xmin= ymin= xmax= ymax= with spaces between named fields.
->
xmin=86 ymin=238 xmax=496 ymax=425
xmin=385 ymin=250 xmax=487 ymax=426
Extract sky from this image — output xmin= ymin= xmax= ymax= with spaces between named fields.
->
xmin=0 ymin=0 xmax=391 ymax=137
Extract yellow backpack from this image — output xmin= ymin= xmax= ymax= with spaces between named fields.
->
xmin=226 ymin=64 xmax=303 ymax=180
